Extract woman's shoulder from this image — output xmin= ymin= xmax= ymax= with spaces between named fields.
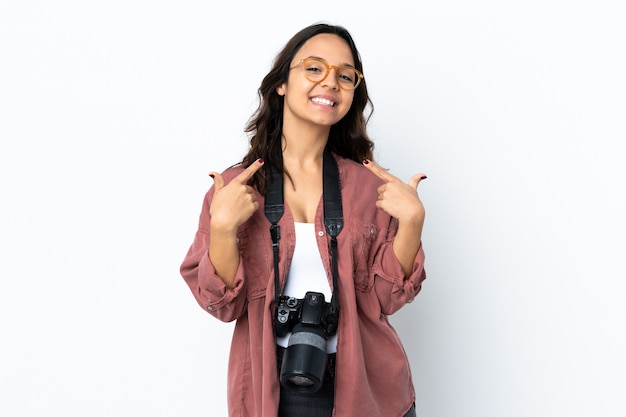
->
xmin=335 ymin=155 xmax=384 ymax=187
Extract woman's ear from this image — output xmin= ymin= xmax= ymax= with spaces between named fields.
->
xmin=276 ymin=83 xmax=286 ymax=96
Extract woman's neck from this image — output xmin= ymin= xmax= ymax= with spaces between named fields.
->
xmin=281 ymin=116 xmax=330 ymax=154
xmin=281 ymin=133 xmax=327 ymax=168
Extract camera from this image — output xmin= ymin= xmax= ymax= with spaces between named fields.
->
xmin=275 ymin=291 xmax=338 ymax=393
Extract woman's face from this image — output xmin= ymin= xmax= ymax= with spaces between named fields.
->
xmin=277 ymin=34 xmax=356 ymax=131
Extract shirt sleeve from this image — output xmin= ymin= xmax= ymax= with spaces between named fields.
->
xmin=371 ymin=219 xmax=427 ymax=315
xmin=179 ymin=189 xmax=248 ymax=322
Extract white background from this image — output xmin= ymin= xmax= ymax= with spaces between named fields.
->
xmin=1 ymin=1 xmax=624 ymax=416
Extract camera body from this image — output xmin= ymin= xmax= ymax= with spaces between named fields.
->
xmin=274 ymin=292 xmax=339 ymax=393
xmin=275 ymin=291 xmax=338 ymax=338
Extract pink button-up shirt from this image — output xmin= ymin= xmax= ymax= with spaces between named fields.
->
xmin=180 ymin=155 xmax=426 ymax=417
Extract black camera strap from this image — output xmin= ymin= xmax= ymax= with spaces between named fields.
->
xmin=264 ymin=149 xmax=343 ymax=315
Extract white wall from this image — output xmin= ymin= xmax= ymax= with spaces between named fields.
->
xmin=1 ymin=1 xmax=624 ymax=416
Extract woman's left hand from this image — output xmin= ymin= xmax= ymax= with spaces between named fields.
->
xmin=362 ymin=159 xmax=426 ymax=226
xmin=363 ymin=158 xmax=427 ymax=277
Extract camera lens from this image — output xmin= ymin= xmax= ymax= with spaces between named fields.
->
xmin=279 ymin=324 xmax=328 ymax=393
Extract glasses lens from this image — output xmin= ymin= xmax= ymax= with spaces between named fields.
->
xmin=302 ymin=58 xmax=327 ymax=82
xmin=336 ymin=67 xmax=360 ymax=90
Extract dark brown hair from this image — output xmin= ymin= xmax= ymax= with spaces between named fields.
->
xmin=241 ymin=23 xmax=375 ymax=194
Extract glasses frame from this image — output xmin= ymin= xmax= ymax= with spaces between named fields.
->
xmin=290 ymin=57 xmax=364 ymax=90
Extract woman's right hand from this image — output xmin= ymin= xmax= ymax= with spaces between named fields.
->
xmin=208 ymin=158 xmax=265 ymax=234
xmin=207 ymin=159 xmax=265 ymax=289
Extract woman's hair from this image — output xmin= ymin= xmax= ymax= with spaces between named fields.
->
xmin=241 ymin=22 xmax=375 ymax=194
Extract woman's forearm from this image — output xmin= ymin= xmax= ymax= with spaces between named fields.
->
xmin=393 ymin=218 xmax=423 ymax=277
xmin=208 ymin=226 xmax=240 ymax=289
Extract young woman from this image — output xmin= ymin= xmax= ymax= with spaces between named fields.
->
xmin=180 ymin=23 xmax=427 ymax=417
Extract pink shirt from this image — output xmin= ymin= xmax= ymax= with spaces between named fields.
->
xmin=180 ymin=155 xmax=426 ymax=417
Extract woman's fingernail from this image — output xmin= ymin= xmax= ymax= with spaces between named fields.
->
xmin=421 ymin=175 xmax=427 ymax=180
xmin=258 ymin=158 xmax=264 ymax=163
xmin=209 ymin=174 xmax=215 ymax=178
xmin=363 ymin=159 xmax=370 ymax=164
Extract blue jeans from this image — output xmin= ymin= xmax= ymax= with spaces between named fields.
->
xmin=277 ymin=346 xmax=416 ymax=417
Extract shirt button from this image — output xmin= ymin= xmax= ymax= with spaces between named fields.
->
xmin=236 ymin=238 xmax=240 ymax=244
xmin=207 ymin=306 xmax=213 ymax=311
xmin=318 ymin=230 xmax=325 ymax=237
xmin=370 ymin=228 xmax=375 ymax=235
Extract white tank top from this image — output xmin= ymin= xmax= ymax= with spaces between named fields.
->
xmin=276 ymin=222 xmax=338 ymax=353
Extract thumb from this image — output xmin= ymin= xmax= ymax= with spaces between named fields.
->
xmin=408 ymin=174 xmax=427 ymax=189
xmin=209 ymin=171 xmax=225 ymax=191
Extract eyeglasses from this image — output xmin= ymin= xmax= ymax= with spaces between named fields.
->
xmin=290 ymin=57 xmax=364 ymax=90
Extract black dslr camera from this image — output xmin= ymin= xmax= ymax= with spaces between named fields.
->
xmin=274 ymin=291 xmax=338 ymax=393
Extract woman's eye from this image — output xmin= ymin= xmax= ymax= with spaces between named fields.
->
xmin=339 ymin=74 xmax=354 ymax=83
xmin=338 ymin=69 xmax=357 ymax=84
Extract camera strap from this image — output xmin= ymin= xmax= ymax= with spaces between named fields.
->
xmin=264 ymin=149 xmax=343 ymax=315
